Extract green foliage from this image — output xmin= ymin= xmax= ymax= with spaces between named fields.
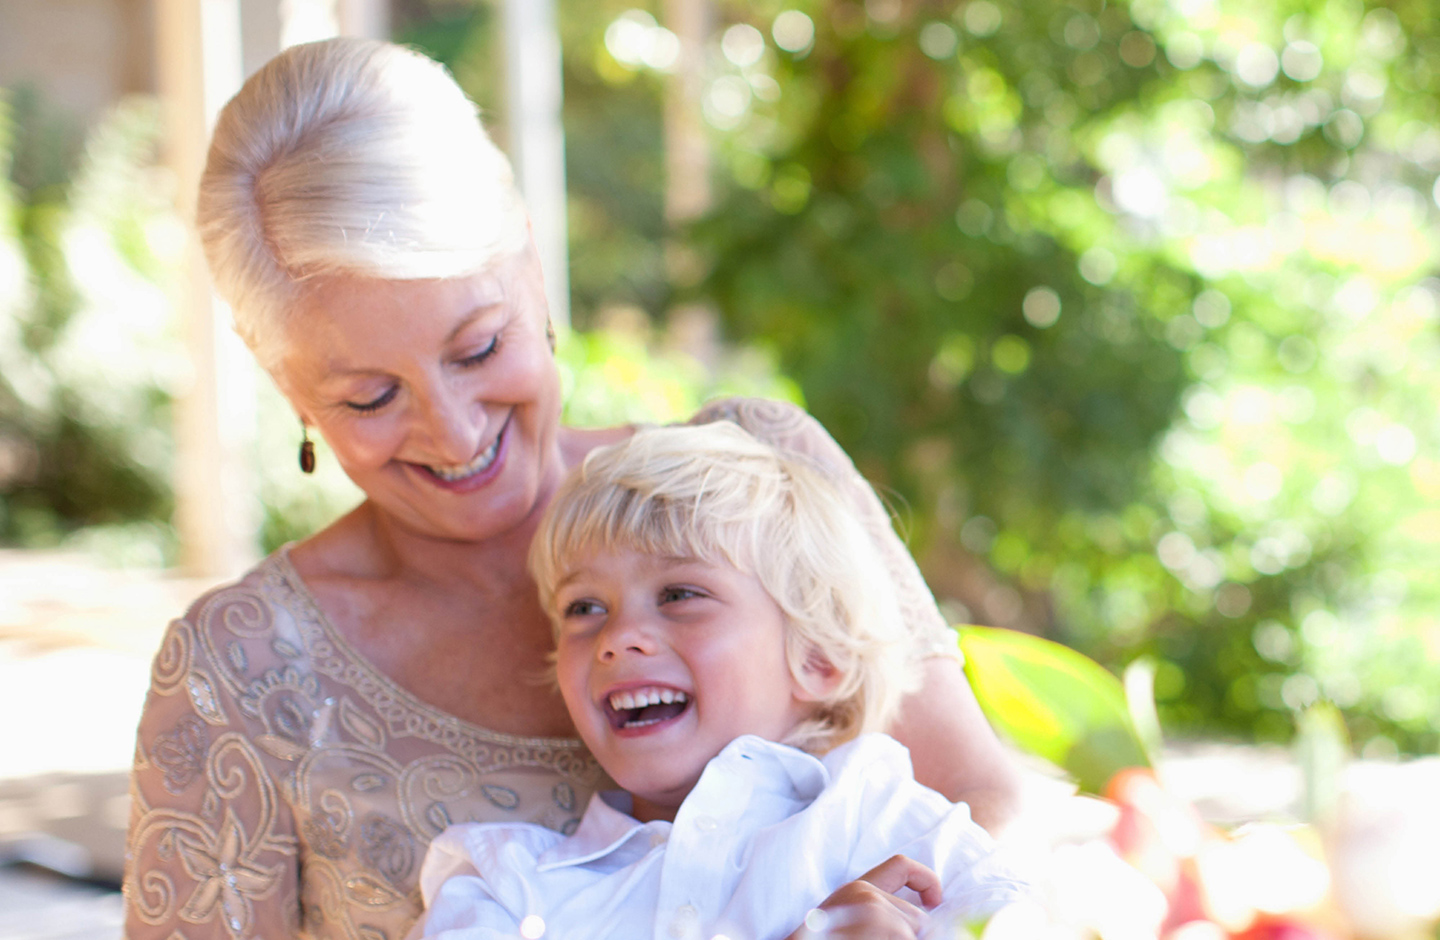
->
xmin=6 ymin=0 xmax=1437 ymax=762
xmin=0 ymin=90 xmax=177 ymax=559
xmin=658 ymin=0 xmax=1440 ymax=754
xmin=960 ymin=624 xmax=1151 ymax=793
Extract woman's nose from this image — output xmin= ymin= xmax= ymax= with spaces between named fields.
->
xmin=414 ymin=384 xmax=484 ymax=464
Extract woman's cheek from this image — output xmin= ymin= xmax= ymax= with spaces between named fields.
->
xmin=327 ymin=417 xmax=409 ymax=467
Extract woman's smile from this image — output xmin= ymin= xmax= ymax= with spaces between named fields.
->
xmin=417 ymin=415 xmax=510 ymax=488
xmin=279 ymin=250 xmax=567 ymax=543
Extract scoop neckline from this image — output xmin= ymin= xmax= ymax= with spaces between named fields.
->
xmin=271 ymin=543 xmax=588 ymax=751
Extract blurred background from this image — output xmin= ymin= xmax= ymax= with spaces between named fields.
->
xmin=1 ymin=0 xmax=1437 ymax=935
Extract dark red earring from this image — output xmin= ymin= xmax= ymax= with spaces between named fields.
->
xmin=299 ymin=427 xmax=316 ymax=474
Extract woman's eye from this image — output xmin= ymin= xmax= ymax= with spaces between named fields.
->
xmin=345 ymin=386 xmax=398 ymax=413
xmin=458 ymin=335 xmax=500 ymax=367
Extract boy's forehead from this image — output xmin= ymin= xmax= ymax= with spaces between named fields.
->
xmin=558 ymin=545 xmax=703 ymax=577
xmin=552 ymin=542 xmax=755 ymax=586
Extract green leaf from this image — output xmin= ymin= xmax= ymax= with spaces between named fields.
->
xmin=959 ymin=625 xmax=1151 ymax=793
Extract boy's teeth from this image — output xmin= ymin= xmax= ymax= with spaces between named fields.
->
xmin=430 ymin=435 xmax=500 ymax=481
xmin=608 ymin=687 xmax=688 ymax=712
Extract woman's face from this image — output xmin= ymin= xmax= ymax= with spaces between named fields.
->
xmin=274 ymin=244 xmax=565 ymax=543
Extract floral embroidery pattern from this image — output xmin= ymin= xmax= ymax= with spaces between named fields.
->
xmin=126 ymin=553 xmax=602 ymax=940
xmin=154 ymin=715 xmax=209 ymax=794
xmin=357 ymin=814 xmax=416 ymax=887
xmin=174 ymin=808 xmax=282 ymax=934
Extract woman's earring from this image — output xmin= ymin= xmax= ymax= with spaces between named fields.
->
xmin=299 ymin=427 xmax=316 ymax=474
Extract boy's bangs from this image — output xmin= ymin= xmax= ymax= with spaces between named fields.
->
xmin=547 ymin=486 xmax=750 ymax=581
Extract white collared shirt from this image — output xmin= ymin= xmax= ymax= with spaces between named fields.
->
xmin=412 ymin=734 xmax=1027 ymax=940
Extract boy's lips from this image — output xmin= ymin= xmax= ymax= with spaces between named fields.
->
xmin=601 ymin=683 xmax=692 ymax=732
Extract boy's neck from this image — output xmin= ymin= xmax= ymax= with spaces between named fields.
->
xmin=629 ymin=793 xmax=681 ymax=824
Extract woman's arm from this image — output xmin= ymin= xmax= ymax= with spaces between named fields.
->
xmin=693 ymin=398 xmax=1022 ymax=831
xmin=125 ymin=611 xmax=302 ymax=938
xmin=890 ymin=658 xmax=1022 ymax=832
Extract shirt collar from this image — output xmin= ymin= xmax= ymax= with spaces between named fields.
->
xmin=536 ymin=789 xmax=668 ymax=871
xmin=533 ymin=736 xmax=834 ymax=872
xmin=705 ymin=735 xmax=830 ymax=801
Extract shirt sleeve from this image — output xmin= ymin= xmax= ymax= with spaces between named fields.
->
xmin=412 ymin=826 xmax=546 ymax=939
xmin=689 ymin=397 xmax=961 ymax=664
xmin=124 ymin=598 xmax=302 ymax=939
xmin=835 ymin=738 xmax=1028 ymax=928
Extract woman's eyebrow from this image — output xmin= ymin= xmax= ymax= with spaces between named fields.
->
xmin=444 ymin=301 xmax=505 ymax=344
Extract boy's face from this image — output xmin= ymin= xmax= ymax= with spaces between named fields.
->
xmin=551 ymin=547 xmax=825 ymax=823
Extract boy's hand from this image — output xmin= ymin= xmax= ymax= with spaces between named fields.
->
xmin=788 ymin=854 xmax=942 ymax=939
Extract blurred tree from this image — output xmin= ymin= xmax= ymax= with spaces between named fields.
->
xmin=672 ymin=0 xmax=1440 ymax=752
xmin=5 ymin=0 xmax=1434 ymax=757
xmin=397 ymin=0 xmax=1440 ymax=753
xmin=0 ymin=89 xmax=178 ymax=561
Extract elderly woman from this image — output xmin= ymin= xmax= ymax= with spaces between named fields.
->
xmin=124 ymin=37 xmax=1020 ymax=940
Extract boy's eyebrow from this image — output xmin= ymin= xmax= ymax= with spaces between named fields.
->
xmin=550 ymin=552 xmax=708 ymax=592
xmin=552 ymin=569 xmax=585 ymax=592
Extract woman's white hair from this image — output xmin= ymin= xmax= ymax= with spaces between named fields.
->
xmin=196 ymin=37 xmax=528 ymax=371
xmin=529 ymin=422 xmax=920 ymax=755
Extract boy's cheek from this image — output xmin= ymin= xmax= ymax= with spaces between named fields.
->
xmin=553 ymin=650 xmax=591 ymax=711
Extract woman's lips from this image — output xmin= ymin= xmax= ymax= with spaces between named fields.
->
xmin=414 ymin=418 xmax=510 ymax=491
xmin=429 ymin=433 xmax=502 ymax=481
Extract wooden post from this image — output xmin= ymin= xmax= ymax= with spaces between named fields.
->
xmin=663 ymin=0 xmax=712 ymax=226
xmin=661 ymin=0 xmax=718 ymax=366
xmin=155 ymin=0 xmax=256 ymax=577
xmin=338 ymin=0 xmax=389 ymax=39
xmin=501 ymin=0 xmax=570 ymax=328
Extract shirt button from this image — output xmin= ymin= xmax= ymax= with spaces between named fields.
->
xmin=694 ymin=815 xmax=719 ymax=832
xmin=668 ymin=905 xmax=699 ymax=938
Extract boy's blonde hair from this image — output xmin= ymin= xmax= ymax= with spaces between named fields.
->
xmin=529 ymin=422 xmax=919 ymax=754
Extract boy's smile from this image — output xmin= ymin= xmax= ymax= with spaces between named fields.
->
xmin=603 ymin=685 xmax=691 ymax=730
xmin=551 ymin=548 xmax=824 ymax=823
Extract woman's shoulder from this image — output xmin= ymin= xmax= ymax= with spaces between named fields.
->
xmin=687 ymin=396 xmax=849 ymax=463
xmin=688 ymin=395 xmax=808 ymax=433
xmin=151 ymin=546 xmax=321 ymax=708
xmin=172 ymin=545 xmax=312 ymax=631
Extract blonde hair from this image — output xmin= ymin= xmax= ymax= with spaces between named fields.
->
xmin=529 ymin=422 xmax=918 ymax=754
xmin=196 ymin=37 xmax=528 ymax=371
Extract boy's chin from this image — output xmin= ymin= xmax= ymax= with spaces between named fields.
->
xmin=616 ymin=770 xmax=707 ymax=822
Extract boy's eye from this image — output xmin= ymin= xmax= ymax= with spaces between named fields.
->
xmin=658 ymin=586 xmax=702 ymax=605
xmin=562 ymin=598 xmax=605 ymax=618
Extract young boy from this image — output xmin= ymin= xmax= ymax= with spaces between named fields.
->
xmin=411 ymin=423 xmax=1026 ymax=940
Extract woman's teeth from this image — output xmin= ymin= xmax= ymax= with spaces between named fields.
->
xmin=609 ymin=687 xmax=687 ymax=711
xmin=430 ymin=434 xmax=501 ymax=481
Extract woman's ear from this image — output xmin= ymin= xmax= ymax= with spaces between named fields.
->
xmin=794 ymin=646 xmax=844 ymax=702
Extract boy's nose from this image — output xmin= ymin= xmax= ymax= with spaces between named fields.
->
xmin=597 ymin=611 xmax=658 ymax=661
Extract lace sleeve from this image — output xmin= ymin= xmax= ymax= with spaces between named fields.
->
xmin=689 ymin=397 xmax=960 ymax=664
xmin=124 ymin=591 xmax=302 ymax=938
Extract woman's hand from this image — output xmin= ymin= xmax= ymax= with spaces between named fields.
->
xmin=787 ymin=854 xmax=942 ymax=939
